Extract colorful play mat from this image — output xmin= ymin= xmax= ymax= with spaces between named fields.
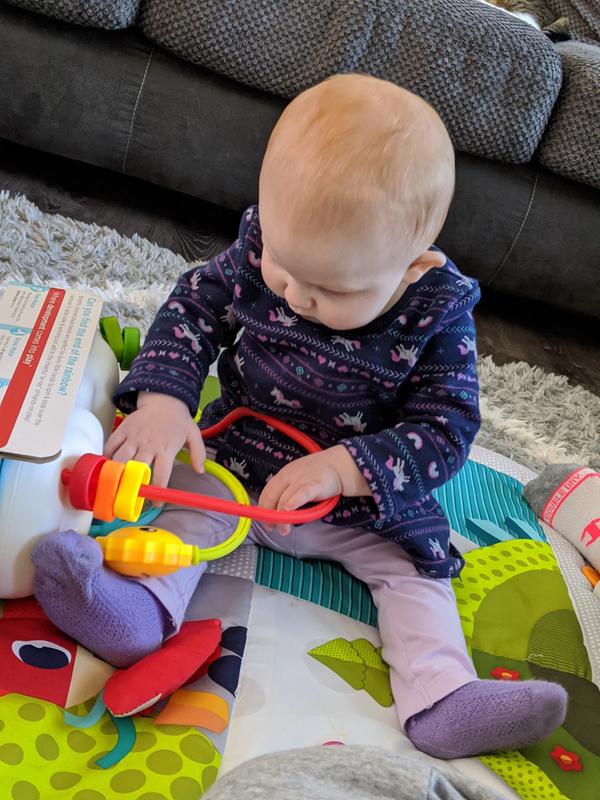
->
xmin=1 ymin=441 xmax=599 ymax=800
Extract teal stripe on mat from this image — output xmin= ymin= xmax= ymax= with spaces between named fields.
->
xmin=255 ymin=547 xmax=377 ymax=627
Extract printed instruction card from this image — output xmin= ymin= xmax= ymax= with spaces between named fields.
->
xmin=0 ymin=284 xmax=102 ymax=461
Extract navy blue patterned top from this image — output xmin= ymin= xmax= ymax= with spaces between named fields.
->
xmin=115 ymin=207 xmax=481 ymax=578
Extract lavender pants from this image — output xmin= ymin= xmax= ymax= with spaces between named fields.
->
xmin=142 ymin=463 xmax=476 ymax=726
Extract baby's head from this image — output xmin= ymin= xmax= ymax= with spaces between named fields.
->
xmin=259 ymin=74 xmax=455 ymax=330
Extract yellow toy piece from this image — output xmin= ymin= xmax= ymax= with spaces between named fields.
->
xmin=98 ymin=459 xmax=252 ymax=576
xmin=98 ymin=526 xmax=197 ymax=577
xmin=113 ymin=459 xmax=152 ymax=522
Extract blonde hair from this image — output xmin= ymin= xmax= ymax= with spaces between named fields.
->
xmin=260 ymin=74 xmax=455 ymax=265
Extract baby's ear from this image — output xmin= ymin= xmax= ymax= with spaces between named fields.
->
xmin=403 ymin=250 xmax=446 ymax=285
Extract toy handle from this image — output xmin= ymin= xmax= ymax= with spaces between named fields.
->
xmin=201 ymin=407 xmax=323 ymax=454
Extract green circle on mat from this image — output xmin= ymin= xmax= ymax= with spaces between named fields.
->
xmin=67 ymin=730 xmax=96 ymax=753
xmin=121 ymin=327 xmax=141 ymax=370
xmin=147 ymin=749 xmax=183 ymax=775
xmin=156 ymin=725 xmax=186 ymax=736
xmin=138 ymin=795 xmax=166 ymax=800
xmin=100 ymin=720 xmax=114 ymax=735
xmin=18 ymin=702 xmax=45 ymax=722
xmin=133 ymin=732 xmax=158 ymax=752
xmin=99 ymin=316 xmax=123 ymax=361
xmin=0 ymin=742 xmax=24 ymax=765
xmin=87 ymin=752 xmax=109 ymax=770
xmin=50 ymin=772 xmax=82 ymax=790
xmin=170 ymin=777 xmax=203 ymax=800
xmin=180 ymin=733 xmax=216 ymax=763
xmin=110 ymin=769 xmax=146 ymax=793
xmin=35 ymin=733 xmax=59 ymax=760
xmin=73 ymin=791 xmax=106 ymax=800
xmin=11 ymin=781 xmax=39 ymax=800
xmin=202 ymin=766 xmax=218 ymax=791
xmin=0 ymin=718 xmax=4 ymax=733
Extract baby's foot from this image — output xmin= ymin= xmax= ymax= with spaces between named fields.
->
xmin=32 ymin=531 xmax=168 ymax=668
xmin=406 ymin=679 xmax=567 ymax=759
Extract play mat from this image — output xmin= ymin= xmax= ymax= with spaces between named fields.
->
xmin=1 ymin=443 xmax=599 ymax=800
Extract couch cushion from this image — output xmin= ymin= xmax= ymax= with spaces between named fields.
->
xmin=4 ymin=0 xmax=139 ymax=28
xmin=545 ymin=1 xmax=600 ymax=45
xmin=138 ymin=0 xmax=562 ymax=164
xmin=537 ymin=41 xmax=600 ymax=189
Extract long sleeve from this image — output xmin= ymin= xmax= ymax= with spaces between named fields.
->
xmin=113 ymin=236 xmax=244 ymax=416
xmin=341 ymin=308 xmax=480 ymax=521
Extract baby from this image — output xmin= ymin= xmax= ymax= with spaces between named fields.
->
xmin=32 ymin=74 xmax=567 ymax=758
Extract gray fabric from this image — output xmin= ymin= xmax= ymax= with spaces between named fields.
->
xmin=523 ymin=464 xmax=583 ymax=516
xmin=138 ymin=0 xmax=562 ymax=164
xmin=4 ymin=0 xmax=139 ymax=28
xmin=203 ymin=746 xmax=506 ymax=800
xmin=545 ymin=0 xmax=600 ymax=44
xmin=537 ymin=41 xmax=600 ymax=189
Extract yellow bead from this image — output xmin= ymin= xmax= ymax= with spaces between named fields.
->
xmin=113 ymin=460 xmax=151 ymax=522
xmin=98 ymin=526 xmax=195 ymax=577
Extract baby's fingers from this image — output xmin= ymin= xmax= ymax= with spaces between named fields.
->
xmin=150 ymin=452 xmax=175 ymax=501
xmin=277 ymin=482 xmax=321 ymax=512
xmin=103 ymin=425 xmax=126 ymax=459
xmin=187 ymin=426 xmax=206 ymax=474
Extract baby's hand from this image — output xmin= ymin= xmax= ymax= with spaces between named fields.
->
xmin=104 ymin=392 xmax=205 ymax=492
xmin=258 ymin=445 xmax=370 ymax=535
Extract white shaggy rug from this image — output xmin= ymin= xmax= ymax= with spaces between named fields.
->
xmin=1 ymin=191 xmax=599 ymax=473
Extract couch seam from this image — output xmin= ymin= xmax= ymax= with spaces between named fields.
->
xmin=121 ymin=47 xmax=154 ymax=173
xmin=486 ymin=170 xmax=540 ymax=286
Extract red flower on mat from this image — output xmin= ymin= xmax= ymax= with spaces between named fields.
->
xmin=490 ymin=666 xmax=521 ymax=681
xmin=550 ymin=746 xmax=583 ymax=772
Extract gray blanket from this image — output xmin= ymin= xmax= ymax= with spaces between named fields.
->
xmin=204 ymin=746 xmax=507 ymax=800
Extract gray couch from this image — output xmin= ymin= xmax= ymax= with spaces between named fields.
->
xmin=0 ymin=0 xmax=598 ymax=316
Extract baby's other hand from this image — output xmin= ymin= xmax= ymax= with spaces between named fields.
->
xmin=259 ymin=445 xmax=370 ymax=535
xmin=104 ymin=392 xmax=205 ymax=494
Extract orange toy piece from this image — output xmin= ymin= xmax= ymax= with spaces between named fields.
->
xmin=92 ymin=460 xmax=126 ymax=522
xmin=97 ymin=526 xmax=201 ymax=577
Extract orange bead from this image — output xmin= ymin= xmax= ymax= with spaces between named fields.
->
xmin=92 ymin=460 xmax=126 ymax=522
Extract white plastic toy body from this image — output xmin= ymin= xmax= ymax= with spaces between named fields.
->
xmin=0 ymin=332 xmax=119 ymax=598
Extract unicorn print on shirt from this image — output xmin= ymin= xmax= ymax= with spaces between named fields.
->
xmin=391 ymin=344 xmax=418 ymax=367
xmin=335 ymin=412 xmax=367 ymax=433
xmin=271 ymin=387 xmax=302 ymax=409
xmin=269 ymin=307 xmax=298 ymax=327
xmin=386 ymin=456 xmax=410 ymax=492
xmin=332 ymin=336 xmax=361 ymax=353
xmin=173 ymin=322 xmax=202 ymax=353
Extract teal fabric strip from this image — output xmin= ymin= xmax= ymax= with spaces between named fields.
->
xmin=97 ymin=714 xmax=136 ymax=769
xmin=255 ymin=547 xmax=377 ymax=627
xmin=64 ymin=692 xmax=106 ymax=728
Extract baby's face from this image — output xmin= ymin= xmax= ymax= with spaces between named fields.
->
xmin=260 ymin=210 xmax=406 ymax=331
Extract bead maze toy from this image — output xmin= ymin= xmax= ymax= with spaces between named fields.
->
xmin=0 ymin=297 xmax=340 ymax=594
xmin=61 ymin=407 xmax=340 ymax=577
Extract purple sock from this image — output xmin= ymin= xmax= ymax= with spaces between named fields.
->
xmin=406 ymin=679 xmax=568 ymax=759
xmin=32 ymin=531 xmax=168 ymax=668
